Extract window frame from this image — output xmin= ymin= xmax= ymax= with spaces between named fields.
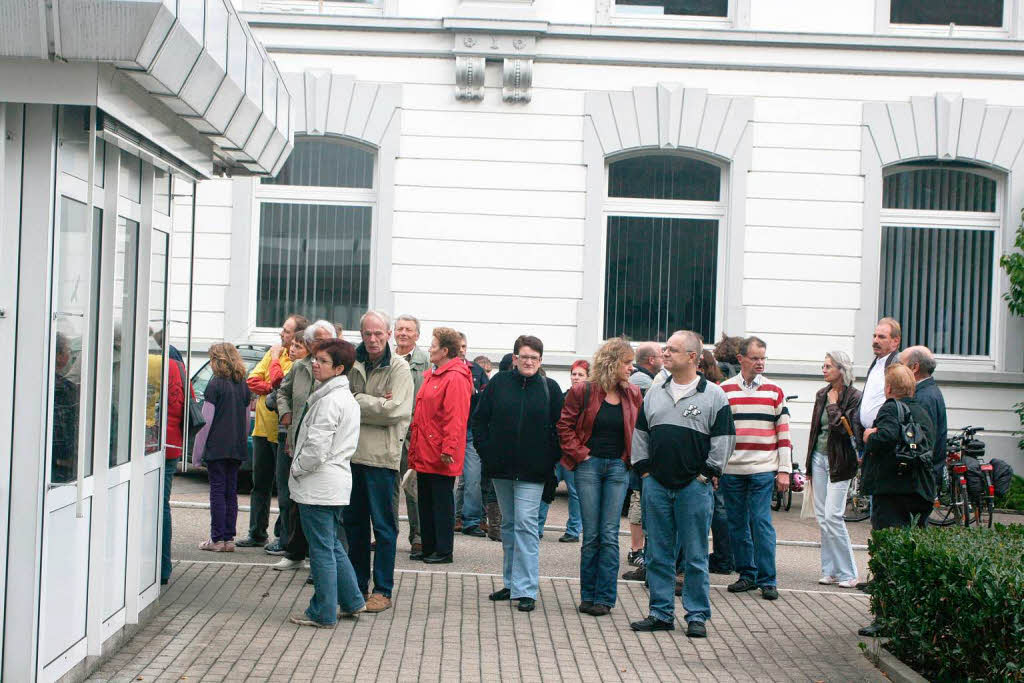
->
xmin=876 ymin=0 xmax=1017 ymax=38
xmin=602 ymin=149 xmax=729 ymax=343
xmin=251 ymin=135 xmax=378 ymax=336
xmin=879 ymin=162 xmax=1004 ymax=364
xmin=604 ymin=0 xmax=749 ymax=28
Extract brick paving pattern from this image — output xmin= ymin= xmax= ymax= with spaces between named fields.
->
xmin=89 ymin=561 xmax=882 ymax=682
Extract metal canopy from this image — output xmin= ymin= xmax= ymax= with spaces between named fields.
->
xmin=0 ymin=0 xmax=293 ymax=177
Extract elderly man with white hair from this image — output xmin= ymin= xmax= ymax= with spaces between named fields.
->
xmin=899 ymin=345 xmax=948 ymax=487
xmin=345 ymin=310 xmax=414 ymax=613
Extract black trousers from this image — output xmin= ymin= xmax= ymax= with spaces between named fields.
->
xmin=870 ymin=494 xmax=931 ymax=531
xmin=418 ymin=473 xmax=455 ymax=556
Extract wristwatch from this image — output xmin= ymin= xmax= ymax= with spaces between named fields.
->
xmin=696 ymin=473 xmax=709 ymax=484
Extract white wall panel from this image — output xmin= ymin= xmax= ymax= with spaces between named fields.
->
xmin=393 ymin=238 xmax=583 ymax=271
xmin=754 ymin=97 xmax=864 ymax=125
xmin=399 ymin=136 xmax=583 ymax=164
xmin=745 ymin=226 xmax=863 ymax=256
xmin=746 ymin=198 xmax=863 ymax=229
xmin=747 ymin=332 xmax=856 ymax=362
xmin=194 ymin=178 xmax=234 ymax=207
xmin=400 ymin=83 xmax=584 ymax=115
xmin=753 ymin=123 xmax=862 ymax=150
xmin=41 ymin=500 xmax=91 ymax=664
xmin=393 ymin=292 xmax=578 ymax=326
xmin=171 ymin=257 xmax=230 ymax=286
xmin=193 ymin=205 xmax=235 ymax=234
xmin=172 ymin=232 xmax=231 ymax=260
xmin=751 ymin=148 xmax=861 ymax=175
xmin=749 ymin=0 xmax=874 ymax=33
xmin=747 ymin=171 xmax=864 ymax=202
xmin=139 ymin=469 xmax=160 ymax=592
xmin=393 ymin=211 xmax=584 ymax=245
xmin=402 ymin=110 xmax=583 ymax=141
xmin=169 ymin=284 xmax=226 ymax=313
xmin=743 ymin=253 xmax=861 ymax=283
xmin=743 ymin=279 xmax=861 ymax=309
xmin=392 ymin=264 xmax=583 ymax=298
xmin=418 ymin=319 xmax=575 ymax=354
xmin=746 ymin=307 xmax=856 ymax=336
xmin=394 ymin=158 xmax=586 ymax=192
xmin=102 ymin=482 xmax=129 ymax=621
xmin=393 ymin=186 xmax=586 ymax=219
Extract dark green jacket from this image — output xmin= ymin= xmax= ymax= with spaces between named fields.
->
xmin=862 ymin=397 xmax=936 ymax=502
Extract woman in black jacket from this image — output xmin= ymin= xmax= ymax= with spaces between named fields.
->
xmin=804 ymin=351 xmax=862 ymax=588
xmin=862 ymin=364 xmax=936 ymax=530
xmin=472 ymin=336 xmax=563 ymax=612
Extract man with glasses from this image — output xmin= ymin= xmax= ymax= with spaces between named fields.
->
xmin=630 ymin=330 xmax=735 ymax=636
xmin=720 ymin=336 xmax=792 ymax=602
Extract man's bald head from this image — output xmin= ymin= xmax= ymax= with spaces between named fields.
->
xmin=635 ymin=341 xmax=663 ymax=373
xmin=900 ymin=345 xmax=936 ymax=380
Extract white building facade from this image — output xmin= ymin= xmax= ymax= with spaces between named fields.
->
xmin=0 ymin=1 xmax=291 ymax=679
xmin=181 ymin=0 xmax=1024 ymax=471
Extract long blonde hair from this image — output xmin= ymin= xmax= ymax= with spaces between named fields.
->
xmin=208 ymin=342 xmax=246 ymax=383
xmin=589 ymin=337 xmax=634 ymax=393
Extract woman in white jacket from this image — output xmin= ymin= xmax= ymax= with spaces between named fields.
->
xmin=288 ymin=339 xmax=366 ymax=628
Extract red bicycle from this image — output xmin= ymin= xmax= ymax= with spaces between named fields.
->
xmin=928 ymin=426 xmax=994 ymax=528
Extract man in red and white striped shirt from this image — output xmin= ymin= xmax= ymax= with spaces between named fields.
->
xmin=719 ymin=336 xmax=792 ymax=601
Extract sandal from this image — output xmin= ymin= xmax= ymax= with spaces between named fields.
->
xmin=199 ymin=539 xmax=225 ymax=552
xmin=222 ymin=540 xmax=235 ymax=552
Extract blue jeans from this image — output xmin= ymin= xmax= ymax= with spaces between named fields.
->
xmin=455 ymin=433 xmax=483 ymax=528
xmin=299 ymin=503 xmax=365 ymax=625
xmin=721 ymin=471 xmax=777 ymax=588
xmin=709 ymin=488 xmax=733 ymax=571
xmin=161 ymin=457 xmax=179 ymax=582
xmin=274 ymin=438 xmax=292 ymax=544
xmin=643 ymin=476 xmax=713 ymax=624
xmin=492 ymin=478 xmax=544 ymax=600
xmin=537 ymin=462 xmax=582 ymax=538
xmin=343 ymin=464 xmax=398 ymax=598
xmin=575 ymin=457 xmax=628 ymax=607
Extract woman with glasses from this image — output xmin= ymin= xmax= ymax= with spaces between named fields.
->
xmin=557 ymin=338 xmax=643 ymax=616
xmin=472 ymin=335 xmax=563 ymax=612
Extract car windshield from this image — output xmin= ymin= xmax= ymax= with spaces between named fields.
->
xmin=192 ymin=356 xmax=262 ymax=401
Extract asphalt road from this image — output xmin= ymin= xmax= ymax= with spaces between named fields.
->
xmin=166 ymin=471 xmax=885 ymax=593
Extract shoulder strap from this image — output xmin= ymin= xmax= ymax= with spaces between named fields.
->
xmin=584 ymin=381 xmax=591 ymax=409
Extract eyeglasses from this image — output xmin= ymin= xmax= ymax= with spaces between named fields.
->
xmin=516 ymin=354 xmax=541 ymax=363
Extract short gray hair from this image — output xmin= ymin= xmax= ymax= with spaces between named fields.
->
xmin=825 ymin=350 xmax=855 ymax=386
xmin=395 ymin=314 xmax=420 ymax=334
xmin=670 ymin=330 xmax=703 ymax=355
xmin=902 ymin=345 xmax=937 ymax=376
xmin=359 ymin=310 xmax=391 ymax=331
xmin=304 ymin=320 xmax=337 ymax=344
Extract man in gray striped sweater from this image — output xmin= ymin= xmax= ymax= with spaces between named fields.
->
xmin=629 ymin=330 xmax=736 ymax=638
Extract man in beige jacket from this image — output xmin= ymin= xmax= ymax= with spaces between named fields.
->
xmin=346 ymin=310 xmax=414 ymax=613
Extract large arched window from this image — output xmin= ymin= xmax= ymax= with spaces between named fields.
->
xmin=603 ymin=153 xmax=725 ymax=342
xmin=878 ymin=161 xmax=1000 ymax=357
xmin=255 ymin=137 xmax=375 ymax=328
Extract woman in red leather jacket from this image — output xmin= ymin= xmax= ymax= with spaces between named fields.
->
xmin=557 ymin=338 xmax=643 ymax=617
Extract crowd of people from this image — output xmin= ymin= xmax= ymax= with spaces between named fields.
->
xmin=162 ymin=312 xmax=947 ymax=637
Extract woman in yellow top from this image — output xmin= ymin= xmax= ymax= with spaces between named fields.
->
xmin=235 ymin=314 xmax=307 ymax=548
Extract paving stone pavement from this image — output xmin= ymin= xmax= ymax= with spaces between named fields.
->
xmin=88 ymin=561 xmax=883 ymax=683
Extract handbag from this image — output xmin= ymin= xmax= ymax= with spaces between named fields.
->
xmin=177 ymin=361 xmax=206 ymax=456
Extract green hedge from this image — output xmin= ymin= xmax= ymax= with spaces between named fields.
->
xmin=868 ymin=524 xmax=1024 ymax=681
xmin=997 ymin=475 xmax=1024 ymax=511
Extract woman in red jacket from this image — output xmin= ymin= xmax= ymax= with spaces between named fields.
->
xmin=408 ymin=327 xmax=473 ymax=564
xmin=163 ymin=356 xmax=194 ymax=585
xmin=557 ymin=338 xmax=642 ymax=616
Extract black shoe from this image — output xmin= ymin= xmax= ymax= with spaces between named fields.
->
xmin=858 ymin=622 xmax=884 ymax=637
xmin=588 ymin=604 xmax=610 ymax=617
xmin=622 ymin=567 xmax=646 ymax=581
xmin=423 ymin=552 xmax=453 ymax=564
xmin=462 ymin=525 xmax=486 ymax=538
xmin=517 ymin=598 xmax=536 ymax=612
xmin=306 ymin=576 xmax=314 ymax=585
xmin=409 ymin=550 xmax=424 ymax=561
xmin=578 ymin=600 xmax=594 ymax=613
xmin=760 ymin=586 xmax=779 ymax=601
xmin=558 ymin=533 xmax=579 ymax=543
xmin=686 ymin=621 xmax=707 ymax=638
xmin=856 ymin=581 xmax=872 ymax=593
xmin=160 ymin=578 xmax=169 ymax=586
xmin=489 ymin=588 xmax=512 ymax=601
xmin=630 ymin=616 xmax=674 ymax=632
xmin=709 ymin=565 xmax=733 ymax=575
xmin=627 ymin=549 xmax=645 ymax=567
xmin=727 ymin=578 xmax=758 ymax=593
xmin=234 ymin=536 xmax=266 ymax=548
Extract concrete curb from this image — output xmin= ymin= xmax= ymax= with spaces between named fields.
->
xmin=860 ymin=638 xmax=929 ymax=683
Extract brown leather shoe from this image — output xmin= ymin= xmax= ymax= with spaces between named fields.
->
xmin=364 ymin=593 xmax=392 ymax=613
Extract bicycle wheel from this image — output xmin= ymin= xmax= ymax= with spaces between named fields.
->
xmin=844 ymin=493 xmax=870 ymax=522
xmin=978 ymin=473 xmax=995 ymax=528
xmin=927 ymin=475 xmax=959 ymax=527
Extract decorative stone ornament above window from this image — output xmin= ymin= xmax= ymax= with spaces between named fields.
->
xmin=280 ymin=69 xmax=401 ymax=146
xmin=585 ymin=84 xmax=753 ymax=159
xmin=446 ymin=14 xmax=544 ymax=102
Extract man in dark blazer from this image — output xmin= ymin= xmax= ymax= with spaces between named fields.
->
xmin=900 ymin=346 xmax=948 ymax=486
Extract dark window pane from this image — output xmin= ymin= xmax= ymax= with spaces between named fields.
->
xmin=890 ymin=0 xmax=1003 ymax=26
xmin=604 ymin=216 xmax=718 ymax=342
xmin=256 ymin=203 xmax=372 ymax=330
xmin=609 ymin=155 xmax=720 ymax=201
xmin=879 ymin=226 xmax=993 ymax=356
xmin=110 ymin=217 xmax=139 ymax=467
xmin=262 ymin=138 xmax=374 ymax=188
xmin=616 ymin=0 xmax=728 ymax=17
xmin=883 ymin=167 xmax=996 ymax=211
xmin=146 ymin=232 xmax=169 ymax=455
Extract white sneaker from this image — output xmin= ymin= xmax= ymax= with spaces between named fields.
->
xmin=272 ymin=557 xmax=303 ymax=571
xmin=836 ymin=578 xmax=859 ymax=589
xmin=303 ymin=560 xmax=311 ymax=570
xmin=818 ymin=576 xmax=837 ymax=585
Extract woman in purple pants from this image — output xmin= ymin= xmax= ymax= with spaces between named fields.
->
xmin=193 ymin=343 xmax=252 ymax=552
